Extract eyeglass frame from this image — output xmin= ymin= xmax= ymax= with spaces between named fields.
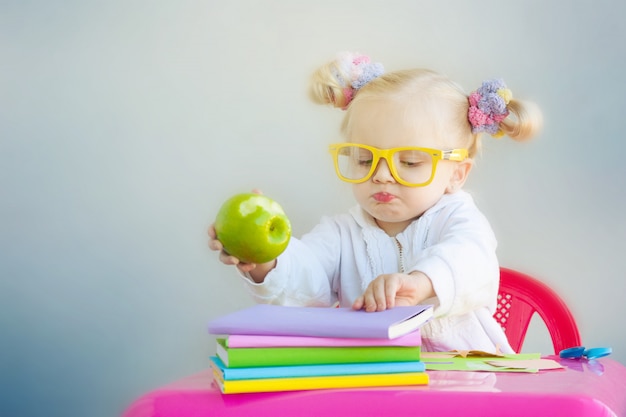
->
xmin=328 ymin=143 xmax=469 ymax=187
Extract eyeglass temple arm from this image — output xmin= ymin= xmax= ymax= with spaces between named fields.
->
xmin=442 ymin=149 xmax=469 ymax=161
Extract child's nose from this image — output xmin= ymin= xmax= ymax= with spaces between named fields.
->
xmin=372 ymin=158 xmax=396 ymax=183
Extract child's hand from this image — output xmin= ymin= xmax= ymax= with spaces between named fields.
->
xmin=352 ymin=271 xmax=435 ymax=312
xmin=208 ymin=223 xmax=276 ymax=282
xmin=208 ymin=188 xmax=263 ymax=275
xmin=208 ymin=223 xmax=258 ymax=273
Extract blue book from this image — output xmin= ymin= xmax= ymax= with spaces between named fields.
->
xmin=210 ymin=356 xmax=425 ymax=380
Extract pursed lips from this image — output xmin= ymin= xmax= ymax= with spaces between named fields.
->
xmin=372 ymin=192 xmax=395 ymax=203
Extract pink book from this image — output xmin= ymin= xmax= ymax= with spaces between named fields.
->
xmin=225 ymin=330 xmax=422 ymax=348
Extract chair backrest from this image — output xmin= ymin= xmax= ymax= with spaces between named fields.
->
xmin=494 ymin=267 xmax=582 ymax=354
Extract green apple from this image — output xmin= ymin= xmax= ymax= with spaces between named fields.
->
xmin=214 ymin=193 xmax=292 ymax=264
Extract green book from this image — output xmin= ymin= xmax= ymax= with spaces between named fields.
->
xmin=216 ymin=338 xmax=422 ymax=368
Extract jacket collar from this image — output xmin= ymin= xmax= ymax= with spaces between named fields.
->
xmin=349 ymin=190 xmax=472 ymax=235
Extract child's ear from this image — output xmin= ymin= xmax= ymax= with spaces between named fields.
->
xmin=446 ymin=160 xmax=473 ymax=193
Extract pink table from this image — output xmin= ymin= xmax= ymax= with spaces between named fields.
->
xmin=122 ymin=357 xmax=626 ymax=417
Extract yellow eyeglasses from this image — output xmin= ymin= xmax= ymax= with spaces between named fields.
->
xmin=328 ymin=143 xmax=469 ymax=187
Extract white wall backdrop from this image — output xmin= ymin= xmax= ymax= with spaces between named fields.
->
xmin=2 ymin=1 xmax=625 ymax=416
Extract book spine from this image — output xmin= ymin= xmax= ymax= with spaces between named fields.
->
xmin=213 ymin=371 xmax=429 ymax=394
xmin=210 ymin=356 xmax=425 ymax=380
xmin=225 ymin=331 xmax=422 ymax=348
xmin=216 ymin=339 xmax=421 ymax=368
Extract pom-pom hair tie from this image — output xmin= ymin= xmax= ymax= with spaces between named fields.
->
xmin=468 ymin=78 xmax=512 ymax=138
xmin=331 ymin=52 xmax=384 ymax=109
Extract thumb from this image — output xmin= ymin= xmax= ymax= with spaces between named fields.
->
xmin=352 ymin=296 xmax=365 ymax=311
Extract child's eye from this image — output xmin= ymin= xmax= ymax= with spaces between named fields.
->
xmin=396 ymin=150 xmax=431 ymax=168
xmin=358 ymin=158 xmax=373 ymax=166
xmin=399 ymin=160 xmax=422 ymax=167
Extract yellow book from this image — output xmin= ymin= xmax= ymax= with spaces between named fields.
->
xmin=212 ymin=369 xmax=429 ymax=394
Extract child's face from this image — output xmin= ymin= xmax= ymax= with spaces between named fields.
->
xmin=346 ymin=98 xmax=470 ymax=235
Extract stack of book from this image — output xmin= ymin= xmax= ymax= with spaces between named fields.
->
xmin=207 ymin=304 xmax=433 ymax=394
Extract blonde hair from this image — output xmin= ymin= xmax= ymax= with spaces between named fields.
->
xmin=310 ymin=60 xmax=542 ymax=158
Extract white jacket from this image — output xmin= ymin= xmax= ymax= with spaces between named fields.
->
xmin=240 ymin=191 xmax=513 ymax=353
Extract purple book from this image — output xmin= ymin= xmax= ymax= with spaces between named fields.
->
xmin=208 ymin=304 xmax=433 ymax=340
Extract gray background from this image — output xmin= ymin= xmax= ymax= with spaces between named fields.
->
xmin=2 ymin=1 xmax=624 ymax=417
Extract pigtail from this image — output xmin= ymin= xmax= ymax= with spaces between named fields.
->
xmin=468 ymin=79 xmax=542 ymax=141
xmin=309 ymin=61 xmax=348 ymax=108
xmin=499 ymin=98 xmax=543 ymax=141
xmin=309 ymin=52 xmax=384 ymax=110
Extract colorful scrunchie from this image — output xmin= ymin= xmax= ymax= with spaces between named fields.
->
xmin=468 ymin=79 xmax=512 ymax=138
xmin=332 ymin=52 xmax=384 ymax=108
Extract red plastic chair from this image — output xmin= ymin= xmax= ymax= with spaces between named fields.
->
xmin=494 ymin=267 xmax=582 ymax=354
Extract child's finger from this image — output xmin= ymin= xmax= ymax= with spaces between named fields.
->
xmin=384 ymin=276 xmax=400 ymax=309
xmin=208 ymin=235 xmax=223 ymax=251
xmin=219 ymin=251 xmax=240 ymax=266
xmin=372 ymin=278 xmax=391 ymax=311
xmin=236 ymin=262 xmax=257 ymax=274
xmin=358 ymin=278 xmax=383 ymax=312
xmin=352 ymin=296 xmax=365 ymax=310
